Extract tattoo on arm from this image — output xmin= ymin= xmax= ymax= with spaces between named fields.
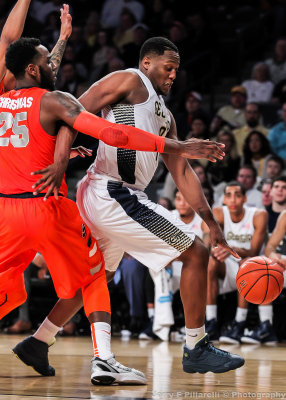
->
xmin=55 ymin=91 xmax=84 ymax=118
xmin=51 ymin=39 xmax=67 ymax=75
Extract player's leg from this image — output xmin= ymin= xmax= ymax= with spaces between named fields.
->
xmin=205 ymin=255 xmax=226 ymax=340
xmin=218 ymin=259 xmax=247 ymax=344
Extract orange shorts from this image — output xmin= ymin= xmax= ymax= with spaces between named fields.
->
xmin=0 ymin=196 xmax=105 ymax=299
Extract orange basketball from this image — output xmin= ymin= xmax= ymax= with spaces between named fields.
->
xmin=236 ymin=256 xmax=284 ymax=305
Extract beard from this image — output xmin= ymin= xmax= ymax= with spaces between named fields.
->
xmin=39 ymin=66 xmax=55 ymax=91
xmin=247 ymin=119 xmax=258 ymax=128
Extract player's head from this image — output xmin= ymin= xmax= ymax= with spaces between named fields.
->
xmin=223 ymin=181 xmax=246 ymax=213
xmin=139 ymin=36 xmax=180 ymax=96
xmin=5 ymin=37 xmax=56 ymax=91
xmin=174 ymin=190 xmax=194 ymax=218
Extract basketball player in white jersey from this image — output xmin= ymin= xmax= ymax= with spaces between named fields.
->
xmin=15 ymin=37 xmax=244 ymax=382
xmin=205 ymin=181 xmax=268 ymax=343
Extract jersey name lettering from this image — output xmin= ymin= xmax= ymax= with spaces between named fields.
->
xmin=0 ymin=96 xmax=33 ymax=110
xmin=227 ymin=231 xmax=252 ymax=243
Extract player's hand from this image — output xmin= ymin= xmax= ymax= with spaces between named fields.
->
xmin=59 ymin=3 xmax=72 ymax=40
xmin=179 ymin=138 xmax=225 ymax=162
xmin=31 ymin=163 xmax=65 ymax=201
xmin=211 ymin=246 xmax=230 ymax=262
xmin=270 ymin=253 xmax=286 ymax=269
xmin=70 ymin=146 xmax=92 ymax=159
xmin=210 ymin=224 xmax=240 ymax=259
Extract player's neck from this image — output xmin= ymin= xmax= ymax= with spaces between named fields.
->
xmin=229 ymin=207 xmax=245 ymax=223
xmin=180 ymin=211 xmax=195 ymax=224
xmin=15 ymin=78 xmax=40 ymax=90
xmin=272 ymin=200 xmax=286 ymax=213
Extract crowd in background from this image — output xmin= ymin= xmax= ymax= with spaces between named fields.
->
xmin=3 ymin=0 xmax=286 ymax=344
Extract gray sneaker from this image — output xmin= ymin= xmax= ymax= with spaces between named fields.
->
xmin=91 ymin=355 xmax=147 ymax=385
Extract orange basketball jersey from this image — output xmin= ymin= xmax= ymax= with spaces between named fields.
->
xmin=0 ymin=87 xmax=67 ymax=195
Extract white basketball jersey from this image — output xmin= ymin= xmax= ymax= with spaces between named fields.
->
xmin=88 ymin=68 xmax=171 ymax=191
xmin=223 ymin=205 xmax=256 ymax=249
xmin=171 ymin=209 xmax=203 ymax=239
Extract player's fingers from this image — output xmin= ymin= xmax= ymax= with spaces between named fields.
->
xmin=219 ymin=243 xmax=240 ymax=259
xmin=43 ymin=184 xmax=56 ymax=201
xmin=54 ymin=187 xmax=59 ymax=200
xmin=32 ymin=176 xmax=48 ymax=189
xmin=31 ymin=168 xmax=48 ymax=176
xmin=33 ymin=180 xmax=51 ymax=195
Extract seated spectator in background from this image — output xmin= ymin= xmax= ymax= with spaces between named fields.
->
xmin=242 ymin=62 xmax=274 ymax=103
xmin=268 ymin=102 xmax=286 ymax=160
xmin=263 ymin=154 xmax=285 ymax=180
xmin=91 ymin=30 xmax=115 ymax=73
xmin=112 ymin=9 xmax=137 ymax=52
xmin=57 ymin=62 xmax=84 ymax=96
xmin=205 ymin=182 xmax=268 ymax=343
xmin=264 ymin=37 xmax=286 ymax=85
xmin=175 ymin=91 xmax=210 ymax=140
xmin=209 ymin=114 xmax=234 ymax=138
xmin=260 ymin=178 xmax=273 ymax=209
xmin=191 ymin=161 xmax=210 ymax=185
xmin=100 ymin=0 xmax=145 ymax=30
xmin=61 ymin=45 xmax=88 ymax=82
xmin=68 ymin=25 xmax=90 ymax=68
xmin=233 ymin=102 xmax=268 ymax=157
xmin=168 ymin=20 xmax=189 ymax=65
xmin=90 ymin=46 xmax=121 ymax=83
xmin=216 ymin=165 xmax=264 ymax=209
xmin=215 ymin=85 xmax=247 ymax=129
xmin=241 ymin=131 xmax=273 ymax=179
xmin=264 ymin=176 xmax=286 ymax=234
xmin=84 ymin=11 xmax=100 ymax=49
xmin=185 ymin=114 xmax=210 ymax=141
xmin=206 ymin=128 xmax=240 ymax=188
xmin=4 ymin=253 xmax=49 ymax=334
xmin=40 ymin=11 xmax=61 ymax=50
xmin=30 ymin=0 xmax=63 ymax=25
xmin=271 ymin=76 xmax=286 ymax=106
xmin=121 ymin=23 xmax=149 ymax=67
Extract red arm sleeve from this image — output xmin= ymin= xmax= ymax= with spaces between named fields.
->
xmin=72 ymin=111 xmax=165 ymax=153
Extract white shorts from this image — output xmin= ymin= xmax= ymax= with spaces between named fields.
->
xmin=218 ymin=257 xmax=239 ymax=295
xmin=76 ymin=175 xmax=195 ymax=272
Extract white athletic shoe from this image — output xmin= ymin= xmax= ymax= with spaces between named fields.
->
xmin=91 ymin=355 xmax=147 ymax=385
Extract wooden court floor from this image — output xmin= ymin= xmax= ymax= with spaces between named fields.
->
xmin=1 ymin=334 xmax=286 ymax=399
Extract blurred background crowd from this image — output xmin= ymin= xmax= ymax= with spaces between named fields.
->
xmin=3 ymin=0 xmax=286 ymax=345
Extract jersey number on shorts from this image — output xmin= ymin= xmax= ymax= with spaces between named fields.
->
xmin=0 ymin=112 xmax=29 ymax=147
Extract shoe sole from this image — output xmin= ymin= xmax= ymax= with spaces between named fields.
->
xmin=219 ymin=336 xmax=240 ymax=344
xmin=241 ymin=337 xmax=260 ymax=344
xmin=183 ymin=359 xmax=245 ymax=374
xmin=12 ymin=349 xmax=55 ymax=376
xmin=91 ymin=372 xmax=147 ymax=385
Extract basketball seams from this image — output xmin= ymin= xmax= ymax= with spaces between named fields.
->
xmin=261 ymin=259 xmax=270 ymax=304
xmin=243 ymin=274 xmax=268 ymax=303
xmin=236 ymin=268 xmax=283 ymax=280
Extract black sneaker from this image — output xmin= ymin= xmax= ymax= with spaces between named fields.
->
xmin=241 ymin=320 xmax=278 ymax=345
xmin=219 ymin=320 xmax=245 ymax=344
xmin=205 ymin=318 xmax=220 ymax=341
xmin=138 ymin=317 xmax=156 ymax=340
xmin=182 ymin=334 xmax=244 ymax=374
xmin=12 ymin=336 xmax=55 ymax=376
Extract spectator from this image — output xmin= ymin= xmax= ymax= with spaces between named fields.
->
xmin=241 ymin=130 xmax=273 ymax=178
xmin=205 ymin=181 xmax=267 ymax=342
xmin=260 ymin=178 xmax=273 ymax=208
xmin=121 ymin=23 xmax=149 ymax=67
xmin=206 ymin=128 xmax=240 ymax=188
xmin=215 ymin=85 xmax=247 ymax=129
xmin=232 ymin=102 xmax=268 ymax=156
xmin=57 ymin=62 xmax=84 ymax=96
xmin=263 ymin=154 xmax=285 ymax=180
xmin=112 ymin=9 xmax=137 ymax=52
xmin=175 ymin=91 xmax=210 ymax=140
xmin=61 ymin=44 xmax=88 ymax=81
xmin=84 ymin=11 xmax=100 ymax=49
xmin=30 ymin=0 xmax=63 ymax=25
xmin=186 ymin=114 xmax=210 ymax=140
xmin=242 ymin=62 xmax=274 ymax=103
xmin=236 ymin=165 xmax=264 ymax=208
xmin=264 ymin=37 xmax=286 ymax=85
xmin=268 ymin=102 xmax=286 ymax=160
xmin=100 ymin=0 xmax=144 ymax=30
xmin=264 ymin=176 xmax=286 ymax=234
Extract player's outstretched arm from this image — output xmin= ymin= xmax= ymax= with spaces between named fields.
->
xmin=0 ymin=0 xmax=31 ymax=81
xmin=50 ymin=4 xmax=72 ymax=76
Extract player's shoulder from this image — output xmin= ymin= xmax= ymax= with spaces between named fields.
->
xmin=253 ymin=207 xmax=268 ymax=222
xmin=213 ymin=206 xmax=223 ymax=219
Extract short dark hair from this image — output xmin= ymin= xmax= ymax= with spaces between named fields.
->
xmin=272 ymin=175 xmax=286 ymax=186
xmin=5 ymin=37 xmax=41 ymax=78
xmin=224 ymin=181 xmax=246 ymax=195
xmin=139 ymin=37 xmax=178 ymax=61
xmin=266 ymin=154 xmax=285 ymax=171
xmin=238 ymin=164 xmax=257 ymax=181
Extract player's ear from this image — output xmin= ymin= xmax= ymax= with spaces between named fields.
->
xmin=26 ymin=63 xmax=39 ymax=78
xmin=141 ymin=56 xmax=151 ymax=71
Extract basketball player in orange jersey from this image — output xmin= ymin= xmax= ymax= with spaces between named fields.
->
xmin=204 ymin=181 xmax=268 ymax=343
xmin=1 ymin=37 xmax=230 ymax=384
xmin=0 ymin=1 xmax=72 ymax=94
xmin=16 ymin=37 xmax=245 ymax=384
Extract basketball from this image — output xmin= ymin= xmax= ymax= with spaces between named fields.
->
xmin=236 ymin=256 xmax=285 ymax=305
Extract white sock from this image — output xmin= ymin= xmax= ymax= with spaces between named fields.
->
xmin=235 ymin=307 xmax=248 ymax=322
xmin=259 ymin=305 xmax=273 ymax=324
xmin=206 ymin=305 xmax=217 ymax=321
xmin=33 ymin=317 xmax=60 ymax=345
xmin=148 ymin=308 xmax=154 ymax=319
xmin=185 ymin=326 xmax=206 ymax=350
xmin=91 ymin=322 xmax=112 ymax=360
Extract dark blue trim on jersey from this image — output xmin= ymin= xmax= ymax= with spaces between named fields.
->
xmin=0 ymin=192 xmax=63 ymax=199
xmin=107 ymin=181 xmax=194 ymax=252
xmin=117 ymin=148 xmax=136 ymax=184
